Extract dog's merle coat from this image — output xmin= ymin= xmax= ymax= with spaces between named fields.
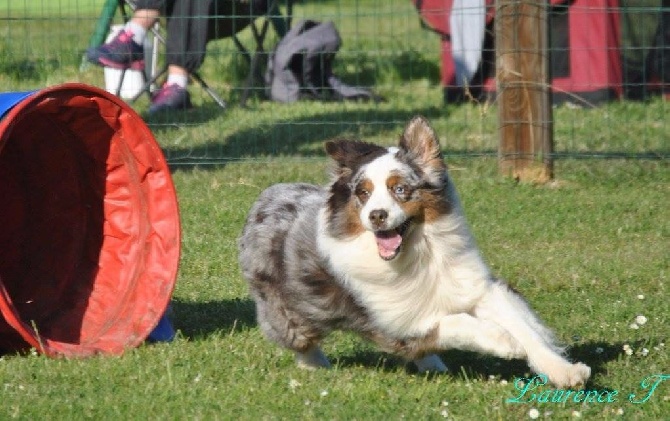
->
xmin=238 ymin=116 xmax=591 ymax=387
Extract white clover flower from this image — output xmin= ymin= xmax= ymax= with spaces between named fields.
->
xmin=440 ymin=409 xmax=449 ymax=418
xmin=623 ymin=344 xmax=633 ymax=356
xmin=288 ymin=379 xmax=301 ymax=391
xmin=636 ymin=294 xmax=644 ymax=300
xmin=629 ymin=323 xmax=639 ymax=330
xmin=528 ymin=408 xmax=540 ymax=419
xmin=320 ymin=390 xmax=328 ymax=397
xmin=572 ymin=410 xmax=582 ymax=418
xmin=635 ymin=315 xmax=648 ymax=325
xmin=616 ymin=408 xmax=624 ymax=416
xmin=640 ymin=348 xmax=649 ymax=357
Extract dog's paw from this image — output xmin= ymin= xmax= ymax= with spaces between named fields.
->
xmin=547 ymin=362 xmax=591 ymax=388
xmin=295 ymin=347 xmax=331 ymax=370
xmin=413 ymin=354 xmax=448 ymax=374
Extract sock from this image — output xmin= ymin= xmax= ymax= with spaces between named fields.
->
xmin=166 ymin=73 xmax=189 ymax=88
xmin=124 ymin=21 xmax=147 ymax=45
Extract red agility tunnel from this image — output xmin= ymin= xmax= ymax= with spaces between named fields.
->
xmin=0 ymin=83 xmax=180 ymax=357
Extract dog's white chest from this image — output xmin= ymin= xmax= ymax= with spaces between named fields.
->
xmin=319 ymin=231 xmax=490 ymax=336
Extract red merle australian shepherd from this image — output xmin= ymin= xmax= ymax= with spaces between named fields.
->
xmin=238 ymin=116 xmax=590 ymax=388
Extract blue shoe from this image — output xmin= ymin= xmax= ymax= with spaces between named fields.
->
xmin=86 ymin=29 xmax=144 ymax=70
xmin=149 ymin=83 xmax=192 ymax=114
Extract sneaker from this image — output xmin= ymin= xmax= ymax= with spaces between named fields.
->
xmin=86 ymin=29 xmax=144 ymax=70
xmin=149 ymin=83 xmax=192 ymax=114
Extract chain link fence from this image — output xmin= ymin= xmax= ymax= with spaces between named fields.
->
xmin=1 ymin=0 xmax=667 ymax=163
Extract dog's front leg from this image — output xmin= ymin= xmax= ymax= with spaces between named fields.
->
xmin=472 ymin=281 xmax=591 ymax=388
xmin=431 ymin=313 xmax=526 ymax=358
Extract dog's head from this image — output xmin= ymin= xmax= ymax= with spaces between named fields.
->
xmin=324 ymin=116 xmax=451 ymax=261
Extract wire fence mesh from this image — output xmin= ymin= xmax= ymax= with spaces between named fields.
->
xmin=0 ymin=0 xmax=667 ymax=164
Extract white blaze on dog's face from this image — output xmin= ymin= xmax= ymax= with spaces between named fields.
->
xmin=354 ymin=151 xmax=417 ymax=260
xmin=324 ymin=116 xmax=451 ymax=261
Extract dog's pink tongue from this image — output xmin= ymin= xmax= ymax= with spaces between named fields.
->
xmin=375 ymin=231 xmax=402 ymax=259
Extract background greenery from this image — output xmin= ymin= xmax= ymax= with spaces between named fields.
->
xmin=0 ymin=1 xmax=668 ymax=420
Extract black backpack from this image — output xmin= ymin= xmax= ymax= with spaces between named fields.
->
xmin=265 ymin=19 xmax=381 ymax=103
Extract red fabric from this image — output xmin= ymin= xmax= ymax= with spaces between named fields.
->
xmin=416 ymin=0 xmax=623 ymax=103
xmin=0 ymin=84 xmax=180 ymax=357
xmin=550 ymin=0 xmax=622 ymax=100
xmin=414 ymin=0 xmax=495 ymax=89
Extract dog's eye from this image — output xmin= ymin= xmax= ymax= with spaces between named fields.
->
xmin=356 ymin=188 xmax=370 ymax=199
xmin=392 ymin=185 xmax=406 ymax=196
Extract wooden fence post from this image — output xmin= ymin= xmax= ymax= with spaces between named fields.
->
xmin=496 ymin=0 xmax=553 ymax=182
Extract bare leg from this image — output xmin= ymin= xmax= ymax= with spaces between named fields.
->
xmin=131 ymin=9 xmax=160 ymax=29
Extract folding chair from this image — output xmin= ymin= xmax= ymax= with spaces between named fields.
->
xmin=110 ymin=0 xmax=292 ymax=109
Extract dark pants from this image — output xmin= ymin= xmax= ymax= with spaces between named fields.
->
xmin=134 ymin=0 xmax=268 ymax=73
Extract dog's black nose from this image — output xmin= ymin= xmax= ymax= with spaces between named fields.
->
xmin=369 ymin=209 xmax=388 ymax=227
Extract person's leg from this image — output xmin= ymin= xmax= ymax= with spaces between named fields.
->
xmin=124 ymin=8 xmax=161 ymax=45
xmin=164 ymin=0 xmax=212 ymax=74
xmin=149 ymin=0 xmax=213 ymax=113
xmin=86 ymin=0 xmax=171 ymax=69
xmin=164 ymin=0 xmax=269 ymax=77
xmin=153 ymin=0 xmax=268 ymax=112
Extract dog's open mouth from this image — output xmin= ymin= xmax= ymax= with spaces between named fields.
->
xmin=374 ymin=219 xmax=411 ymax=261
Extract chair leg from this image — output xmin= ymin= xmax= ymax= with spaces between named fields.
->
xmin=128 ymin=65 xmax=168 ymax=104
xmin=116 ymin=68 xmax=127 ymax=97
xmin=240 ymin=51 xmax=264 ymax=108
xmin=117 ymin=0 xmax=164 ymax=102
xmin=191 ymin=72 xmax=227 ymax=109
xmin=240 ymin=18 xmax=271 ymax=108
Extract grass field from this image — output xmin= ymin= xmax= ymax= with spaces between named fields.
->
xmin=0 ymin=1 xmax=669 ymax=420
xmin=1 ymin=159 xmax=668 ymax=420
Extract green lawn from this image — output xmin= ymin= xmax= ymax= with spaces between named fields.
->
xmin=0 ymin=1 xmax=668 ymax=419
xmin=0 ymin=0 xmax=107 ymax=15
xmin=1 ymin=158 xmax=668 ymax=420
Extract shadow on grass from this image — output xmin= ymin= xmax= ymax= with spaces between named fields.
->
xmin=157 ymin=105 xmax=447 ymax=171
xmin=142 ymin=101 xmax=227 ymax=127
xmin=164 ymin=298 xmax=655 ymax=390
xmin=332 ymin=340 xmax=633 ymax=388
xmin=170 ymin=297 xmax=257 ymax=339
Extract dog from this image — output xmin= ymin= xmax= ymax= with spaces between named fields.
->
xmin=238 ymin=116 xmax=591 ymax=388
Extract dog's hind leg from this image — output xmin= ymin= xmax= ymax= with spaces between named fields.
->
xmin=252 ymin=290 xmax=331 ymax=369
xmin=472 ymin=280 xmax=591 ymax=388
xmin=413 ymin=354 xmax=448 ymax=373
xmin=296 ymin=346 xmax=331 ymax=369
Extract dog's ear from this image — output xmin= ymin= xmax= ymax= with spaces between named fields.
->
xmin=324 ymin=140 xmax=350 ymax=165
xmin=325 ymin=139 xmax=387 ymax=177
xmin=399 ymin=116 xmax=446 ymax=183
